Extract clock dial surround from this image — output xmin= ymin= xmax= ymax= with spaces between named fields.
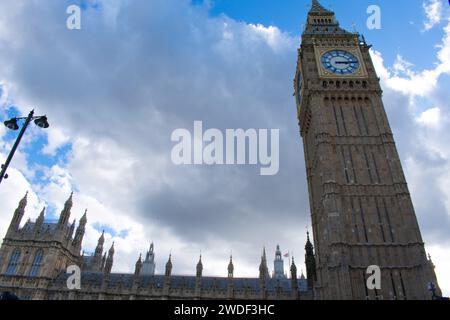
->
xmin=321 ymin=50 xmax=360 ymax=75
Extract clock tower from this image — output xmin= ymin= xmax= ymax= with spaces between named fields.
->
xmin=295 ymin=0 xmax=441 ymax=300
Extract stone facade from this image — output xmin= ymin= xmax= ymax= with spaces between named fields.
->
xmin=0 ymin=194 xmax=311 ymax=300
xmin=294 ymin=0 xmax=441 ymax=300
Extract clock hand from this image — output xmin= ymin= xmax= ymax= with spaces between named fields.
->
xmin=335 ymin=61 xmax=358 ymax=64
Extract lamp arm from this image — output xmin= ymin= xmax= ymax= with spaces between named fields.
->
xmin=14 ymin=115 xmax=46 ymax=121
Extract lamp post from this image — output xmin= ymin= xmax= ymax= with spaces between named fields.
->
xmin=0 ymin=110 xmax=49 ymax=185
xmin=428 ymin=282 xmax=437 ymax=300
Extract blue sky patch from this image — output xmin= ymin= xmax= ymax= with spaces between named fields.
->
xmin=79 ymin=0 xmax=101 ymax=11
xmin=197 ymin=0 xmax=445 ymax=70
xmin=93 ymin=222 xmax=130 ymax=239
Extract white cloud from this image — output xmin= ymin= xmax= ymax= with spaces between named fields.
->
xmin=423 ymin=0 xmax=443 ymax=31
xmin=0 ymin=168 xmax=45 ymax=240
xmin=372 ymin=15 xmax=450 ymax=297
xmin=248 ymin=24 xmax=295 ymax=52
xmin=436 ymin=19 xmax=450 ymax=73
xmin=0 ymin=120 xmax=4 ymax=140
xmin=392 ymin=55 xmax=414 ymax=76
xmin=427 ymin=245 xmax=450 ymax=296
xmin=371 ymin=18 xmax=450 ymax=98
xmin=0 ymin=0 xmax=449 ymax=297
xmin=0 ymin=0 xmax=303 ymax=280
xmin=42 ymin=127 xmax=70 ymax=156
xmin=417 ymin=107 xmax=441 ymax=127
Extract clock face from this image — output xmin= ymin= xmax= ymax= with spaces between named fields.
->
xmin=321 ymin=50 xmax=360 ymax=75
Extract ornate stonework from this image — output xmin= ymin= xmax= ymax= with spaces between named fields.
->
xmin=0 ymin=194 xmax=311 ymax=300
xmin=295 ymin=0 xmax=441 ymax=300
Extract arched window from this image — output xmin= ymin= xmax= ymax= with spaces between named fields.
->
xmin=6 ymin=249 xmax=21 ymax=275
xmin=28 ymin=250 xmax=44 ymax=277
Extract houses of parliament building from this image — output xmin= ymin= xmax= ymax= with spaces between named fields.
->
xmin=0 ymin=192 xmax=312 ymax=300
xmin=0 ymin=0 xmax=442 ymax=300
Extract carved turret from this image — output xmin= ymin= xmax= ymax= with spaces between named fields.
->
xmin=291 ymin=257 xmax=299 ymax=299
xmin=165 ymin=255 xmax=172 ymax=277
xmin=35 ymin=207 xmax=45 ymax=230
xmin=227 ymin=255 xmax=234 ymax=299
xmin=73 ymin=210 xmax=87 ymax=250
xmin=195 ymin=255 xmax=203 ymax=297
xmin=92 ymin=231 xmax=105 ymax=270
xmin=259 ymin=247 xmax=269 ymax=279
xmin=259 ymin=248 xmax=269 ymax=300
xmin=101 ymin=253 xmax=107 ymax=272
xmin=134 ymin=254 xmax=142 ymax=277
xmin=305 ymin=232 xmax=317 ymax=291
xmin=95 ymin=231 xmax=105 ymax=256
xmin=196 ymin=255 xmax=203 ymax=278
xmin=274 ymin=245 xmax=285 ymax=279
xmin=228 ymin=256 xmax=234 ymax=278
xmin=68 ymin=219 xmax=76 ymax=239
xmin=141 ymin=242 xmax=156 ymax=275
xmin=104 ymin=242 xmax=114 ymax=275
xmin=7 ymin=192 xmax=28 ymax=235
xmin=58 ymin=193 xmax=73 ymax=230
xmin=163 ymin=254 xmax=173 ymax=296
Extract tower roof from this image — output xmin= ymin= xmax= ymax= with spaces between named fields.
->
xmin=108 ymin=242 xmax=115 ymax=255
xmin=80 ymin=209 xmax=87 ymax=223
xmin=136 ymin=254 xmax=142 ymax=266
xmin=18 ymin=191 xmax=28 ymax=208
xmin=303 ymin=0 xmax=353 ymax=36
xmin=309 ymin=0 xmax=332 ymax=14
xmin=166 ymin=254 xmax=173 ymax=275
xmin=66 ymin=192 xmax=74 ymax=206
xmin=94 ymin=231 xmax=105 ymax=251
xmin=196 ymin=255 xmax=203 ymax=276
xmin=37 ymin=207 xmax=46 ymax=223
xmin=228 ymin=255 xmax=234 ymax=272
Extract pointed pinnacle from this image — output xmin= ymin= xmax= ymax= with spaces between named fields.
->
xmin=65 ymin=192 xmax=74 ymax=206
xmin=19 ymin=191 xmax=28 ymax=206
xmin=109 ymin=242 xmax=115 ymax=254
xmin=79 ymin=211 xmax=87 ymax=226
xmin=310 ymin=0 xmax=330 ymax=13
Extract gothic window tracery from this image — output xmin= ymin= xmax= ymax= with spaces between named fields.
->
xmin=28 ymin=250 xmax=44 ymax=277
xmin=6 ymin=249 xmax=21 ymax=275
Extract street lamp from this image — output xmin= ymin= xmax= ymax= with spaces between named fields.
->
xmin=428 ymin=282 xmax=437 ymax=300
xmin=0 ymin=110 xmax=50 ymax=184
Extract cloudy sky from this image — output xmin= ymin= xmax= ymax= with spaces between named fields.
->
xmin=0 ymin=0 xmax=449 ymax=296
